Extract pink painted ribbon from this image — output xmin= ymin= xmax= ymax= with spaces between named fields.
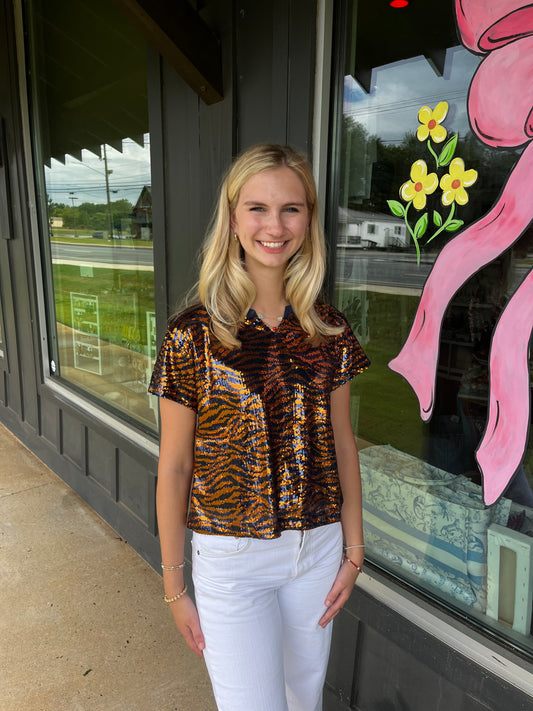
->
xmin=476 ymin=269 xmax=533 ymax=504
xmin=455 ymin=0 xmax=533 ymax=52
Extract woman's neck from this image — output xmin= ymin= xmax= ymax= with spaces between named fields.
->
xmin=247 ymin=264 xmax=288 ymax=316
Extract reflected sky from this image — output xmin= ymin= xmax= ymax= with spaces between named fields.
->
xmin=344 ymin=46 xmax=482 ymax=144
xmin=44 ymin=135 xmax=151 ymax=206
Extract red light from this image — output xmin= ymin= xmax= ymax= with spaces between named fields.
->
xmin=390 ymin=0 xmax=409 ymax=7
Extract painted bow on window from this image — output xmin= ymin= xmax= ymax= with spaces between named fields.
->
xmin=389 ymin=0 xmax=533 ymax=505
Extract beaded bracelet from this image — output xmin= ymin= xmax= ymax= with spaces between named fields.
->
xmin=161 ymin=561 xmax=185 ymax=571
xmin=343 ymin=555 xmax=363 ymax=574
xmin=164 ymin=584 xmax=188 ymax=604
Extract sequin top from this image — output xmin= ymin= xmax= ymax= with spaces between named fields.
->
xmin=149 ymin=303 xmax=370 ymax=538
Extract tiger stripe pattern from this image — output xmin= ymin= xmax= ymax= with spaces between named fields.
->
xmin=149 ymin=303 xmax=370 ymax=539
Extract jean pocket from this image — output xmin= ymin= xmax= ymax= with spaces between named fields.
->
xmin=192 ymin=532 xmax=251 ymax=559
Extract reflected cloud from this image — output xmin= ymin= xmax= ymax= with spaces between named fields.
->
xmin=344 ymin=47 xmax=481 ymax=144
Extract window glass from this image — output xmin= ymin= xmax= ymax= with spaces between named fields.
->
xmin=27 ymin=0 xmax=157 ymax=432
xmin=333 ymin=1 xmax=533 ymax=656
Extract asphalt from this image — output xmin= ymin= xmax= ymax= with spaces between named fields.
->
xmin=0 ymin=423 xmax=217 ymax=711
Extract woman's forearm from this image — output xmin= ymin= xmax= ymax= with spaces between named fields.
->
xmin=156 ymin=397 xmax=197 ymax=595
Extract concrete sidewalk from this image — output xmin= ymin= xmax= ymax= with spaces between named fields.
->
xmin=0 ymin=424 xmax=217 ymax=711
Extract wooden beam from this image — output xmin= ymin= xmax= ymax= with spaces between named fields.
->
xmin=112 ymin=0 xmax=223 ymax=105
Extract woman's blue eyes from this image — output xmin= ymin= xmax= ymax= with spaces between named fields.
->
xmin=249 ymin=206 xmax=299 ymax=212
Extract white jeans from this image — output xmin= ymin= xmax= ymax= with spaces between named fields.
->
xmin=191 ymin=522 xmax=343 ymax=711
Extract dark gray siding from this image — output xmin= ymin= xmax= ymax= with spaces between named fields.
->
xmin=1 ymin=0 xmax=532 ymax=709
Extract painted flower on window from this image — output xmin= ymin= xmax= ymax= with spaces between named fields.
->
xmin=417 ymin=102 xmax=448 ymax=143
xmin=440 ymin=158 xmax=478 ymax=206
xmin=388 ymin=100 xmax=479 ymax=263
xmin=400 ymin=160 xmax=438 ymax=210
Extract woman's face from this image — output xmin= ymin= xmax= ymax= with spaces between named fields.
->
xmin=230 ymin=166 xmax=310 ymax=276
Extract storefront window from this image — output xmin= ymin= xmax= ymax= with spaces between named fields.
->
xmin=26 ymin=0 xmax=157 ymax=432
xmin=332 ymin=0 xmax=533 ymax=656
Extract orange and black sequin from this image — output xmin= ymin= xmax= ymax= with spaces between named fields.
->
xmin=149 ymin=304 xmax=370 ymax=539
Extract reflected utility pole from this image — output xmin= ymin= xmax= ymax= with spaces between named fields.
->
xmin=69 ymin=192 xmax=78 ymax=237
xmin=102 ymin=144 xmax=114 ymax=239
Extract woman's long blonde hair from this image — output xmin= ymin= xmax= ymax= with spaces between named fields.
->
xmin=197 ymin=143 xmax=342 ymax=349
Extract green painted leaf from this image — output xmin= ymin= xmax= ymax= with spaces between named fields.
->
xmin=387 ymin=199 xmax=405 ymax=217
xmin=445 ymin=219 xmax=464 ymax=231
xmin=438 ymin=134 xmax=458 ymax=167
xmin=433 ymin=211 xmax=442 ymax=226
xmin=414 ymin=213 xmax=428 ymax=239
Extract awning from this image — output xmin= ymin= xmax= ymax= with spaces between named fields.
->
xmin=30 ymin=0 xmax=221 ymax=165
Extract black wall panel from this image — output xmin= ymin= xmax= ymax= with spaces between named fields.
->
xmin=60 ymin=409 xmax=84 ymax=468
xmin=117 ymin=449 xmax=155 ymax=530
xmin=40 ymin=394 xmax=60 ymax=449
xmin=325 ymin=585 xmax=533 ymax=711
xmin=86 ymin=429 xmax=118 ymax=497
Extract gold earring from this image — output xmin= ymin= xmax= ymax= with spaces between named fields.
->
xmin=234 ymin=232 xmax=238 ymax=241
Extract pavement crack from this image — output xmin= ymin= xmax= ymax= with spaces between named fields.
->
xmin=0 ymin=481 xmax=51 ymax=499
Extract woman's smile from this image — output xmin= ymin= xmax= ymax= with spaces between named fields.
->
xmin=259 ymin=240 xmax=288 ymax=251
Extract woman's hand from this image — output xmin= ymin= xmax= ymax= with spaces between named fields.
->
xmin=168 ymin=594 xmax=206 ymax=657
xmin=318 ymin=559 xmax=360 ymax=628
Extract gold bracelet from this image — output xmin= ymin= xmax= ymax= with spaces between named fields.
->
xmin=164 ymin=584 xmax=188 ymax=603
xmin=161 ymin=562 xmax=185 ymax=571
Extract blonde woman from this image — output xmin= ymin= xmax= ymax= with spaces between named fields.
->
xmin=149 ymin=144 xmax=370 ymax=711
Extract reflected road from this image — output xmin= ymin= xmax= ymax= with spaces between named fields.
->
xmin=336 ymin=249 xmax=433 ymax=291
xmin=335 ymin=248 xmax=530 ymax=293
xmin=52 ymin=243 xmax=530 ymax=292
xmin=51 ymin=242 xmax=153 ymax=268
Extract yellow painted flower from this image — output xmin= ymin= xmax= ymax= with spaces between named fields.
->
xmin=400 ymin=160 xmax=438 ymax=210
xmin=417 ymin=102 xmax=448 ymax=143
xmin=440 ymin=158 xmax=478 ymax=206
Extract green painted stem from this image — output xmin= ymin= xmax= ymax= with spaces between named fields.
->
xmin=426 ymin=202 xmax=456 ymax=244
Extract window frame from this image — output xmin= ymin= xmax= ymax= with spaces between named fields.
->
xmin=14 ymin=0 xmax=161 ymax=441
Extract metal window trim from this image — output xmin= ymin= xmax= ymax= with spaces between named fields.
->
xmin=312 ymin=0 xmax=334 ymax=222
xmin=358 ymin=570 xmax=533 ymax=697
xmin=13 ymin=0 xmax=51 ymax=381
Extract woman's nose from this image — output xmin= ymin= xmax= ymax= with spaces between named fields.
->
xmin=266 ymin=212 xmax=284 ymax=235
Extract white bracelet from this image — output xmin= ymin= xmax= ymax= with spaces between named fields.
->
xmin=344 ymin=544 xmax=365 ymax=550
xmin=161 ymin=561 xmax=185 ymax=571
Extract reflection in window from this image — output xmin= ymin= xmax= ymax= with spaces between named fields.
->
xmin=333 ymin=1 xmax=533 ymax=656
xmin=27 ymin=0 xmax=157 ymax=432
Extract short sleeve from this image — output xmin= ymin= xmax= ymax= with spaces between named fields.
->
xmin=331 ymin=316 xmax=371 ymax=390
xmin=148 ymin=324 xmax=198 ymax=411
